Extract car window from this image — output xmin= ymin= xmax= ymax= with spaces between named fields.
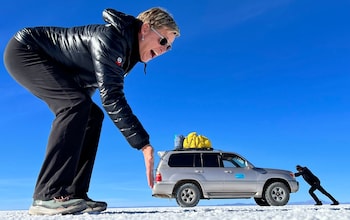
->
xmin=222 ymin=153 xmax=247 ymax=168
xmin=168 ymin=153 xmax=201 ymax=167
xmin=233 ymin=156 xmax=246 ymax=168
xmin=202 ymin=153 xmax=221 ymax=167
xmin=222 ymin=159 xmax=237 ymax=168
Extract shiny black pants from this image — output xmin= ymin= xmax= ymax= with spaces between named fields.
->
xmin=309 ymin=183 xmax=337 ymax=203
xmin=4 ymin=38 xmax=104 ymax=200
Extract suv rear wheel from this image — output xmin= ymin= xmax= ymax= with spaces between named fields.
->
xmin=264 ymin=182 xmax=290 ymax=206
xmin=175 ymin=183 xmax=201 ymax=207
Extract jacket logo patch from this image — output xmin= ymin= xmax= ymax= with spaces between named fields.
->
xmin=115 ymin=57 xmax=123 ymax=66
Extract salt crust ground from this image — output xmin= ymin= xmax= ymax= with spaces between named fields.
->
xmin=0 ymin=205 xmax=349 ymax=220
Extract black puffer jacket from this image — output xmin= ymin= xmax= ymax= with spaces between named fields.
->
xmin=295 ymin=166 xmax=320 ymax=186
xmin=14 ymin=8 xmax=149 ymax=150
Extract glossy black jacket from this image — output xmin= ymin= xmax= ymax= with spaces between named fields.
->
xmin=295 ymin=166 xmax=320 ymax=186
xmin=14 ymin=8 xmax=149 ymax=150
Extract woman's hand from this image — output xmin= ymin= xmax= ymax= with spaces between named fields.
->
xmin=142 ymin=144 xmax=154 ymax=189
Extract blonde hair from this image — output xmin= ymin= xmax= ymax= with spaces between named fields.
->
xmin=137 ymin=7 xmax=180 ymax=37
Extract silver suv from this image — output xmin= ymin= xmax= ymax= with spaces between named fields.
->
xmin=152 ymin=149 xmax=299 ymax=207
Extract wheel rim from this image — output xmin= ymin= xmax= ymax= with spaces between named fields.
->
xmin=181 ymin=188 xmax=196 ymax=204
xmin=271 ymin=186 xmax=286 ymax=201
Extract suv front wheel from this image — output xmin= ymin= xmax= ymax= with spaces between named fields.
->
xmin=254 ymin=198 xmax=269 ymax=206
xmin=175 ymin=183 xmax=201 ymax=207
xmin=264 ymin=182 xmax=290 ymax=206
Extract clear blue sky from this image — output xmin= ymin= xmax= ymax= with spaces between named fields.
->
xmin=1 ymin=0 xmax=349 ymax=210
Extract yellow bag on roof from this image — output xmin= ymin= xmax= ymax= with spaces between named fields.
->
xmin=183 ymin=132 xmax=212 ymax=149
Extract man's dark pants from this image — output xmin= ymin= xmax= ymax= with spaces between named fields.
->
xmin=309 ymin=182 xmax=337 ymax=204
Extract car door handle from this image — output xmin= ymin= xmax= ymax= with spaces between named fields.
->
xmin=195 ymin=170 xmax=203 ymax=173
xmin=224 ymin=170 xmax=232 ymax=174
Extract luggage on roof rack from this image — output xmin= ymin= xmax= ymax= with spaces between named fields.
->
xmin=174 ymin=132 xmax=212 ymax=150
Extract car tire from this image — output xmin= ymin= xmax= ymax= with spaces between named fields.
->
xmin=264 ymin=182 xmax=290 ymax=206
xmin=254 ymin=198 xmax=270 ymax=206
xmin=175 ymin=183 xmax=201 ymax=207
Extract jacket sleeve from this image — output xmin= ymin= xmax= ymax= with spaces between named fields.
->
xmin=89 ymin=32 xmax=150 ymax=150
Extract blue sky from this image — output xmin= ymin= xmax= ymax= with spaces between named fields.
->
xmin=1 ymin=0 xmax=349 ymax=210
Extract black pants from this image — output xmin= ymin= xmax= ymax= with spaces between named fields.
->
xmin=309 ymin=182 xmax=337 ymax=203
xmin=4 ymin=38 xmax=104 ymax=200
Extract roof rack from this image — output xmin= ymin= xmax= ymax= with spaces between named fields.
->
xmin=174 ymin=147 xmax=213 ymax=151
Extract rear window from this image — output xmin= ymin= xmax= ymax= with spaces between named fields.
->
xmin=202 ymin=153 xmax=221 ymax=167
xmin=168 ymin=153 xmax=201 ymax=167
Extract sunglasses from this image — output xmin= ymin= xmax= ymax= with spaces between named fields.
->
xmin=151 ymin=27 xmax=172 ymax=51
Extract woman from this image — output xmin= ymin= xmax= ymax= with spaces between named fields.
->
xmin=4 ymin=7 xmax=180 ymax=215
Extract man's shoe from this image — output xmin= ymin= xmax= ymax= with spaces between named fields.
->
xmin=315 ymin=202 xmax=322 ymax=206
xmin=331 ymin=201 xmax=339 ymax=205
xmin=28 ymin=196 xmax=87 ymax=215
xmin=81 ymin=198 xmax=107 ymax=213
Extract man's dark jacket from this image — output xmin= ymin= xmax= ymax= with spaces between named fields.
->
xmin=13 ymin=8 xmax=149 ymax=150
xmin=295 ymin=166 xmax=320 ymax=186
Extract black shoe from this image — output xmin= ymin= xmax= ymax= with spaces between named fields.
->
xmin=331 ymin=201 xmax=339 ymax=205
xmin=315 ymin=202 xmax=322 ymax=205
xmin=29 ymin=196 xmax=87 ymax=215
xmin=82 ymin=198 xmax=107 ymax=213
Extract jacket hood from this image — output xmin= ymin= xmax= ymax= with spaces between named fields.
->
xmin=102 ymin=8 xmax=136 ymax=31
